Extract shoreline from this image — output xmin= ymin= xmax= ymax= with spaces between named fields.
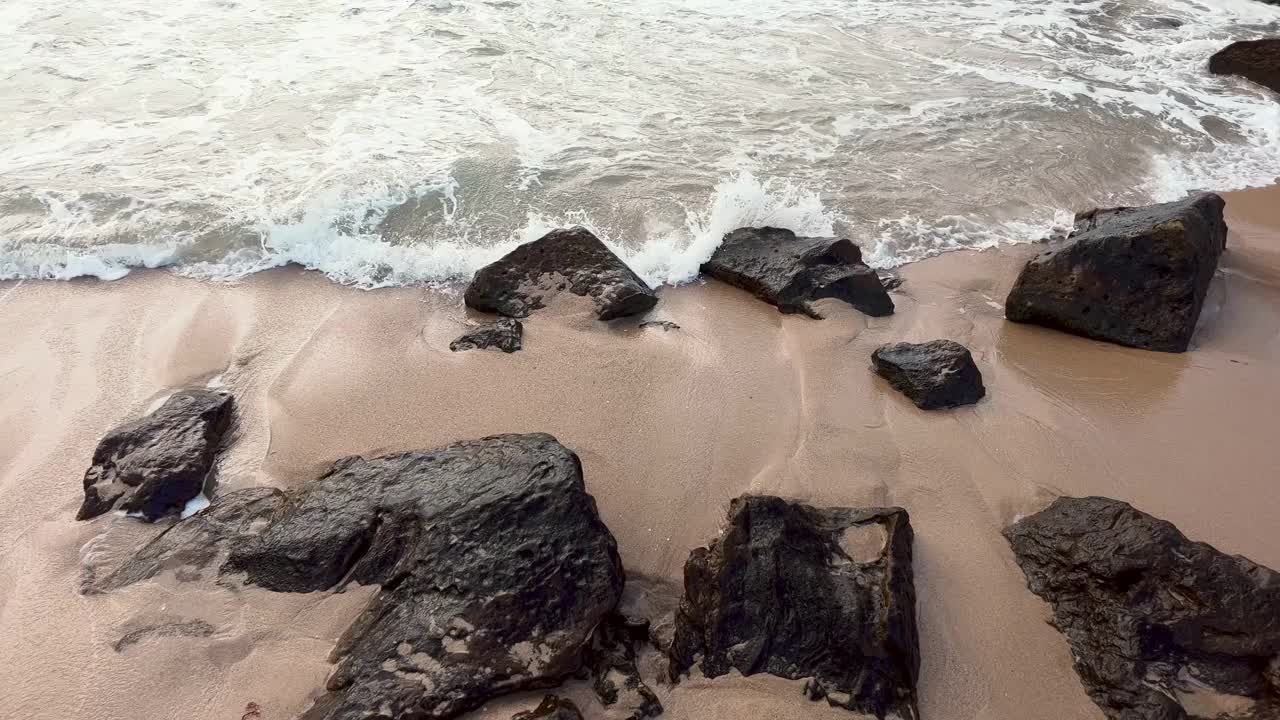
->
xmin=2 ymin=185 xmax=1279 ymax=720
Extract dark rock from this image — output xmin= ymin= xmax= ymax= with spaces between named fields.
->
xmin=1004 ymin=496 xmax=1280 ymax=720
xmin=872 ymin=340 xmax=986 ymax=410
xmin=77 ymin=388 xmax=235 ymax=522
xmin=639 ymin=320 xmax=680 ymax=332
xmin=511 ymin=696 xmax=584 ymax=720
xmin=878 ymin=271 xmax=905 ymax=291
xmin=114 ymin=620 xmax=215 ymax=652
xmin=1210 ymin=39 xmax=1280 ymax=96
xmin=701 ymin=227 xmax=893 ymax=318
xmin=1005 ymin=193 xmax=1227 ymax=352
xmin=586 ymin=614 xmax=662 ymax=720
xmin=450 ymin=317 xmax=523 ymax=353
xmin=464 ymin=227 xmax=657 ymax=321
xmin=669 ymin=495 xmax=920 ymax=719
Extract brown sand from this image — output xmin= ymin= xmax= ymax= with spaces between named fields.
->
xmin=2 ymin=187 xmax=1279 ymax=720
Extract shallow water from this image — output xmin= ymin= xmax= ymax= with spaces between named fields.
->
xmin=1 ymin=0 xmax=1278 ymax=285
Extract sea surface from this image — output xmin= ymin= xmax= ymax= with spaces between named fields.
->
xmin=1 ymin=0 xmax=1278 ymax=287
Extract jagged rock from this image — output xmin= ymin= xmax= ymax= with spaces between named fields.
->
xmin=669 ymin=495 xmax=919 ymax=719
xmin=586 ymin=614 xmax=662 ymax=720
xmin=1004 ymin=194 xmax=1227 ymax=352
xmin=872 ymin=340 xmax=986 ymax=410
xmin=450 ymin=317 xmax=523 ymax=353
xmin=1210 ymin=39 xmax=1280 ymax=95
xmin=701 ymin=227 xmax=893 ymax=318
xmin=77 ymin=388 xmax=234 ymax=522
xmin=512 ymin=696 xmax=584 ymax=720
xmin=1004 ymin=496 xmax=1280 ymax=720
xmin=464 ymin=227 xmax=658 ymax=321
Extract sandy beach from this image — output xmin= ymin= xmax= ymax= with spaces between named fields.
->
xmin=1 ymin=185 xmax=1278 ymax=720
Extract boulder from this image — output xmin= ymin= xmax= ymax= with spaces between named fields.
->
xmin=669 ymin=495 xmax=920 ymax=719
xmin=701 ymin=227 xmax=893 ymax=318
xmin=1004 ymin=193 xmax=1227 ymax=352
xmin=464 ymin=227 xmax=658 ymax=321
xmin=585 ymin=614 xmax=662 ymax=720
xmin=77 ymin=388 xmax=234 ymax=521
xmin=1004 ymin=496 xmax=1280 ymax=720
xmin=450 ymin=317 xmax=523 ymax=353
xmin=511 ymin=696 xmax=584 ymax=720
xmin=872 ymin=340 xmax=986 ymax=410
xmin=1210 ymin=39 xmax=1280 ymax=95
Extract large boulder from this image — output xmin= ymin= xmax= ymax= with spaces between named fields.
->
xmin=668 ymin=495 xmax=920 ymax=719
xmin=77 ymin=388 xmax=234 ymax=521
xmin=1004 ymin=496 xmax=1280 ymax=720
xmin=1004 ymin=193 xmax=1227 ymax=352
xmin=1210 ymin=39 xmax=1280 ymax=95
xmin=872 ymin=340 xmax=986 ymax=410
xmin=464 ymin=227 xmax=658 ymax=321
xmin=700 ymin=227 xmax=893 ymax=318
xmin=450 ymin=317 xmax=523 ymax=353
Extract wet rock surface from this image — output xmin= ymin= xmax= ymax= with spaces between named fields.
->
xmin=450 ymin=317 xmax=523 ymax=353
xmin=1004 ymin=193 xmax=1227 ymax=352
xmin=464 ymin=227 xmax=658 ymax=321
xmin=1005 ymin=496 xmax=1280 ymax=720
xmin=1210 ymin=39 xmax=1280 ymax=95
xmin=511 ymin=696 xmax=584 ymax=720
xmin=586 ymin=614 xmax=662 ymax=720
xmin=669 ymin=495 xmax=920 ymax=719
xmin=872 ymin=340 xmax=986 ymax=410
xmin=701 ymin=227 xmax=894 ymax=318
xmin=77 ymin=388 xmax=235 ymax=522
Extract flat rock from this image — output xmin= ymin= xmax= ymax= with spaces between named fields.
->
xmin=1004 ymin=496 xmax=1280 ymax=720
xmin=1210 ymin=39 xmax=1280 ymax=95
xmin=1004 ymin=193 xmax=1227 ymax=352
xmin=872 ymin=340 xmax=986 ymax=410
xmin=701 ymin=227 xmax=893 ymax=318
xmin=450 ymin=317 xmax=523 ymax=353
xmin=511 ymin=696 xmax=584 ymax=720
xmin=77 ymin=388 xmax=234 ymax=521
xmin=668 ymin=495 xmax=920 ymax=719
xmin=464 ymin=227 xmax=658 ymax=321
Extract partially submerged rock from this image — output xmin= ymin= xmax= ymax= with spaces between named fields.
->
xmin=701 ymin=227 xmax=893 ymax=318
xmin=450 ymin=317 xmax=523 ymax=353
xmin=1210 ymin=39 xmax=1280 ymax=95
xmin=1004 ymin=193 xmax=1227 ymax=352
xmin=464 ymin=227 xmax=658 ymax=321
xmin=77 ymin=388 xmax=234 ymax=521
xmin=511 ymin=696 xmax=584 ymax=720
xmin=872 ymin=340 xmax=986 ymax=410
xmin=586 ymin=614 xmax=662 ymax=720
xmin=669 ymin=495 xmax=920 ymax=719
xmin=1004 ymin=496 xmax=1280 ymax=720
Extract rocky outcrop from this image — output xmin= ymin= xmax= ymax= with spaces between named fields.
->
xmin=1210 ymin=39 xmax=1280 ymax=95
xmin=1005 ymin=496 xmax=1280 ymax=720
xmin=464 ymin=227 xmax=658 ymax=321
xmin=77 ymin=388 xmax=234 ymax=521
xmin=586 ymin=614 xmax=662 ymax=720
xmin=669 ymin=495 xmax=920 ymax=719
xmin=450 ymin=317 xmax=523 ymax=353
xmin=872 ymin=340 xmax=986 ymax=410
xmin=1004 ymin=193 xmax=1227 ymax=352
xmin=512 ymin=696 xmax=584 ymax=720
xmin=701 ymin=227 xmax=893 ymax=318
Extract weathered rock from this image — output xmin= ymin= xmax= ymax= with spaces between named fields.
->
xmin=701 ymin=227 xmax=893 ymax=318
xmin=450 ymin=317 xmax=523 ymax=353
xmin=1004 ymin=193 xmax=1227 ymax=352
xmin=872 ymin=340 xmax=986 ymax=410
xmin=1210 ymin=39 xmax=1280 ymax=95
xmin=77 ymin=388 xmax=235 ymax=522
xmin=586 ymin=614 xmax=662 ymax=720
xmin=1005 ymin=496 xmax=1280 ymax=720
xmin=669 ymin=495 xmax=920 ymax=719
xmin=511 ymin=696 xmax=584 ymax=720
xmin=464 ymin=227 xmax=658 ymax=321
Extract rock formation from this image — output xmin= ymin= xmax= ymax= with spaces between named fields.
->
xmin=872 ymin=340 xmax=986 ymax=410
xmin=450 ymin=317 xmax=523 ymax=353
xmin=1210 ymin=39 xmax=1280 ymax=95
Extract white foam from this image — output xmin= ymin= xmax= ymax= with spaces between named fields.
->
xmin=180 ymin=493 xmax=210 ymax=519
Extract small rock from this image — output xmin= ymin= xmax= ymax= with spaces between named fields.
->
xmin=512 ymin=696 xmax=584 ymax=720
xmin=872 ymin=340 xmax=986 ymax=410
xmin=639 ymin=320 xmax=680 ymax=332
xmin=878 ymin=271 xmax=904 ymax=291
xmin=586 ymin=613 xmax=662 ymax=720
xmin=1210 ymin=38 xmax=1280 ymax=96
xmin=114 ymin=620 xmax=216 ymax=652
xmin=701 ymin=227 xmax=893 ymax=318
xmin=450 ymin=317 xmax=523 ymax=353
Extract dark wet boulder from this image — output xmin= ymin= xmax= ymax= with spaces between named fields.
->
xmin=1210 ymin=39 xmax=1280 ymax=95
xmin=586 ymin=614 xmax=662 ymax=720
xmin=512 ymin=696 xmax=584 ymax=720
xmin=872 ymin=340 xmax=986 ymax=410
xmin=669 ymin=495 xmax=920 ymax=719
xmin=450 ymin=317 xmax=523 ymax=353
xmin=1004 ymin=496 xmax=1280 ymax=720
xmin=77 ymin=388 xmax=234 ymax=522
xmin=464 ymin=227 xmax=658 ymax=321
xmin=1005 ymin=193 xmax=1227 ymax=352
xmin=701 ymin=227 xmax=893 ymax=318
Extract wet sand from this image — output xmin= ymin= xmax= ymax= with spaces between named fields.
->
xmin=2 ymin=186 xmax=1279 ymax=720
